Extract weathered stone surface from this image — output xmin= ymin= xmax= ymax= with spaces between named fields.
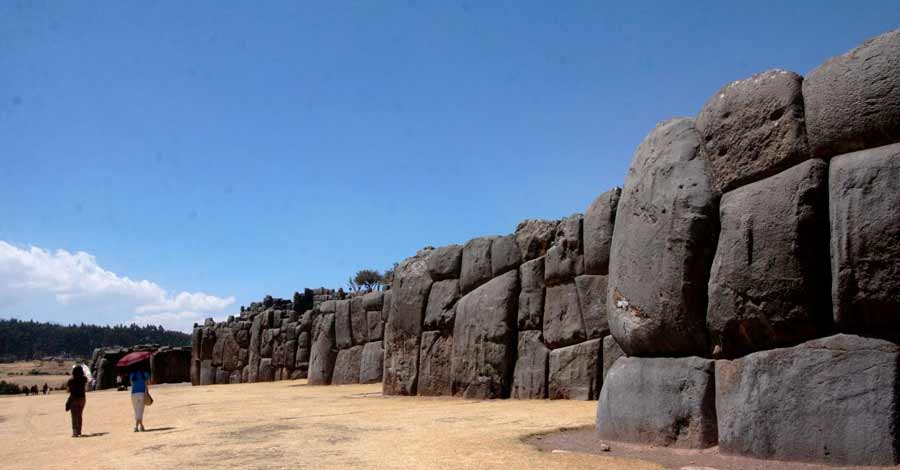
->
xmin=548 ymin=338 xmax=601 ymax=400
xmin=319 ymin=300 xmax=336 ymax=313
xmin=451 ymin=270 xmax=518 ymax=399
xmin=716 ymin=334 xmax=900 ymax=465
xmin=543 ymin=283 xmax=585 ymax=349
xmin=191 ymin=360 xmax=200 ymax=385
xmin=211 ymin=329 xmax=225 ymax=367
xmin=804 ymin=29 xmax=900 ymax=158
xmin=191 ymin=328 xmax=202 ymax=361
xmin=284 ymin=321 xmax=298 ymax=341
xmin=602 ymin=335 xmax=625 ymax=382
xmin=350 ymin=296 xmax=368 ymax=346
xmin=307 ymin=313 xmax=337 ymax=385
xmin=511 ymin=331 xmax=548 ymax=399
xmin=259 ymin=328 xmax=274 ymax=357
xmin=518 ymin=257 xmax=545 ymax=331
xmin=427 ymin=244 xmax=463 ymax=281
xmin=608 ymin=118 xmax=718 ymax=356
xmin=584 ymin=188 xmax=620 ymax=275
xmin=460 ymin=237 xmax=494 ymax=294
xmin=215 ymin=368 xmax=229 ymax=385
xmin=491 ymin=234 xmax=522 ymax=277
xmin=247 ymin=315 xmax=263 ymax=382
xmin=199 ymin=359 xmax=215 ymax=386
xmin=544 ymin=215 xmax=584 ymax=285
xmin=228 ymin=369 xmax=242 ymax=384
xmin=423 ymin=279 xmax=459 ymax=332
xmin=220 ymin=329 xmax=241 ymax=371
xmin=597 ymin=356 xmax=717 ymax=448
xmin=697 ymin=70 xmax=811 ymax=192
xmin=284 ymin=340 xmax=297 ymax=371
xmin=575 ymin=275 xmax=609 ymax=340
xmin=830 ymin=143 xmax=900 ymax=340
xmin=331 ymin=345 xmax=363 ymax=385
xmin=257 ymin=358 xmax=275 ymax=382
xmin=417 ymin=331 xmax=454 ymax=396
xmin=200 ymin=327 xmax=216 ymax=360
xmin=359 ymin=341 xmax=384 ymax=384
xmin=335 ymin=300 xmax=353 ymax=350
xmin=708 ymin=159 xmax=831 ymax=358
xmin=515 ymin=219 xmax=558 ymax=262
xmin=362 ymin=291 xmax=384 ymax=311
xmin=384 ymin=251 xmax=433 ymax=395
xmin=366 ymin=311 xmax=383 ymax=341
xmin=241 ymin=365 xmax=249 ymax=383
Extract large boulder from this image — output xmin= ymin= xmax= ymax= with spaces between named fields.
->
xmin=200 ymin=327 xmax=216 ymax=360
xmin=608 ymin=118 xmax=718 ymax=356
xmin=548 ymin=339 xmax=602 ymax=400
xmin=542 ymin=283 xmax=585 ymax=349
xmin=335 ymin=300 xmax=353 ymax=349
xmin=283 ymin=340 xmax=297 ymax=373
xmin=602 ymin=335 xmax=625 ymax=382
xmin=517 ymin=257 xmax=545 ymax=331
xmin=350 ymin=296 xmax=368 ymax=346
xmin=257 ymin=358 xmax=275 ymax=382
xmin=367 ymin=310 xmax=384 ymax=342
xmin=199 ymin=359 xmax=215 ymax=386
xmin=362 ymin=291 xmax=384 ymax=311
xmin=574 ymin=275 xmax=609 ymax=340
xmin=319 ymin=300 xmax=336 ymax=314
xmin=460 ymin=237 xmax=494 ymax=294
xmin=451 ymin=270 xmax=519 ymax=399
xmin=191 ymin=328 xmax=202 ymax=361
xmin=583 ymin=188 xmax=620 ymax=275
xmin=597 ymin=356 xmax=718 ymax=448
xmin=215 ymin=368 xmax=229 ymax=385
xmin=307 ymin=313 xmax=337 ymax=385
xmin=510 ymin=331 xmax=548 ymax=399
xmin=490 ymin=234 xmax=522 ymax=277
xmin=383 ymin=251 xmax=433 ymax=395
xmin=830 ymin=143 xmax=900 ymax=341
xmin=803 ymin=29 xmax=900 ymax=158
xmin=219 ymin=329 xmax=241 ymax=371
xmin=211 ymin=328 xmax=225 ymax=367
xmin=417 ymin=331 xmax=454 ymax=396
xmin=515 ymin=219 xmax=558 ymax=262
xmin=697 ymin=70 xmax=811 ymax=192
xmin=544 ymin=214 xmax=584 ymax=285
xmin=423 ymin=279 xmax=460 ymax=332
xmin=247 ymin=315 xmax=263 ymax=382
xmin=716 ymin=334 xmax=900 ymax=465
xmin=331 ymin=345 xmax=363 ymax=385
xmin=359 ymin=341 xmax=384 ymax=384
xmin=708 ymin=159 xmax=831 ymax=358
xmin=426 ymin=244 xmax=463 ymax=281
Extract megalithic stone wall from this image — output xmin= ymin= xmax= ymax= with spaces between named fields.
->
xmin=597 ymin=28 xmax=900 ymax=466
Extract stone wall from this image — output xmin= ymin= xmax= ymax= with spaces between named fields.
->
xmin=90 ymin=344 xmax=191 ymax=389
xmin=596 ymin=29 xmax=900 ymax=466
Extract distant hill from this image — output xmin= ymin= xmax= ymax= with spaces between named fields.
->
xmin=0 ymin=318 xmax=191 ymax=361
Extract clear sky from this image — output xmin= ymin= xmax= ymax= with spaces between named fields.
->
xmin=2 ymin=1 xmax=898 ymax=331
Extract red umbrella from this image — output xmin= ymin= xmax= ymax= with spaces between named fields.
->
xmin=116 ymin=351 xmax=153 ymax=368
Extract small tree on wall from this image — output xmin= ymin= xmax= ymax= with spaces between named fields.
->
xmin=353 ymin=269 xmax=384 ymax=292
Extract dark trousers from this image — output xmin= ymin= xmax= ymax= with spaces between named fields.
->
xmin=69 ymin=397 xmax=86 ymax=435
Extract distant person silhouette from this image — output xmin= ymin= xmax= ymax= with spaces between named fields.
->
xmin=43 ymin=383 xmax=49 ymax=395
xmin=31 ymin=385 xmax=38 ymax=396
xmin=66 ymin=366 xmax=88 ymax=437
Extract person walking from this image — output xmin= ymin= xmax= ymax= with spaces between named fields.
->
xmin=66 ymin=366 xmax=87 ymax=437
xmin=129 ymin=368 xmax=151 ymax=432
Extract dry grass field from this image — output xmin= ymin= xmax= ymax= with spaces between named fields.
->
xmin=0 ymin=380 xmax=662 ymax=470
xmin=0 ymin=360 xmax=75 ymax=389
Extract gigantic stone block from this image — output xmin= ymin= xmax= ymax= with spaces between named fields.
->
xmin=460 ymin=237 xmax=493 ymax=294
xmin=511 ymin=331 xmax=548 ymax=399
xmin=383 ymin=251 xmax=433 ymax=395
xmin=490 ymin=234 xmax=522 ymax=277
xmin=350 ymin=296 xmax=368 ymax=346
xmin=200 ymin=327 xmax=216 ymax=360
xmin=332 ymin=345 xmax=363 ymax=385
xmin=518 ymin=257 xmax=545 ymax=331
xmin=544 ymin=214 xmax=584 ymax=285
xmin=804 ymin=29 xmax=900 ymax=158
xmin=423 ymin=279 xmax=459 ymax=332
xmin=307 ymin=313 xmax=337 ymax=385
xmin=515 ymin=219 xmax=558 ymax=262
xmin=220 ymin=328 xmax=241 ymax=371
xmin=427 ymin=244 xmax=463 ymax=281
xmin=191 ymin=328 xmax=202 ymax=361
xmin=575 ymin=275 xmax=609 ymax=340
xmin=451 ymin=270 xmax=518 ymax=399
xmin=697 ymin=70 xmax=811 ymax=192
xmin=319 ymin=300 xmax=336 ymax=314
xmin=608 ymin=118 xmax=718 ymax=356
xmin=548 ymin=339 xmax=601 ymax=400
xmin=215 ymin=368 xmax=229 ymax=385
xmin=359 ymin=341 xmax=384 ymax=384
xmin=602 ymin=335 xmax=625 ymax=382
xmin=583 ymin=188 xmax=620 ymax=275
xmin=335 ymin=300 xmax=353 ymax=350
xmin=211 ymin=329 xmax=225 ymax=367
xmin=199 ymin=359 xmax=215 ymax=386
xmin=283 ymin=340 xmax=297 ymax=372
xmin=542 ymin=283 xmax=585 ymax=349
xmin=247 ymin=314 xmax=263 ymax=383
xmin=417 ymin=331 xmax=454 ymax=396
xmin=367 ymin=310 xmax=383 ymax=342
xmin=257 ymin=358 xmax=275 ymax=382
xmin=597 ymin=356 xmax=717 ymax=448
xmin=382 ymin=290 xmax=392 ymax=323
xmin=830 ymin=143 xmax=900 ymax=340
xmin=708 ymin=159 xmax=830 ymax=358
xmin=363 ymin=291 xmax=384 ymax=311
xmin=716 ymin=334 xmax=900 ymax=465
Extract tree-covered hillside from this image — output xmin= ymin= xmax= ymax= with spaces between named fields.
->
xmin=0 ymin=318 xmax=191 ymax=361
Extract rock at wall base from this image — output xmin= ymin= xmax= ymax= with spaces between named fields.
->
xmin=332 ymin=345 xmax=364 ymax=385
xmin=601 ymin=336 xmax=625 ymax=382
xmin=417 ymin=331 xmax=454 ymax=396
xmin=359 ymin=341 xmax=384 ymax=384
xmin=511 ymin=331 xmax=548 ymax=399
xmin=548 ymin=338 xmax=601 ymax=400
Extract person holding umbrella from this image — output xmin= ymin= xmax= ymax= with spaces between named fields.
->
xmin=116 ymin=351 xmax=154 ymax=433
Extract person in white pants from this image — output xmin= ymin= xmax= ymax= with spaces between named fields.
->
xmin=129 ymin=369 xmax=151 ymax=432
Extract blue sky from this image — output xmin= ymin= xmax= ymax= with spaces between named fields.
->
xmin=2 ymin=1 xmax=898 ymax=331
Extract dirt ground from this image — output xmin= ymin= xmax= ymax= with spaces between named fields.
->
xmin=0 ymin=360 xmax=75 ymax=389
xmin=0 ymin=380 xmax=662 ymax=470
